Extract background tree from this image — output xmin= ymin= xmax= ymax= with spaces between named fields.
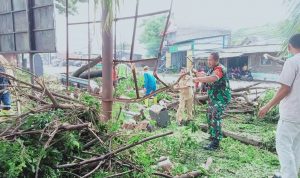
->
xmin=279 ymin=0 xmax=300 ymax=55
xmin=55 ymin=0 xmax=88 ymax=15
xmin=139 ymin=16 xmax=166 ymax=57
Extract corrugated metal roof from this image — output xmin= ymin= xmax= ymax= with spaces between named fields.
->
xmin=194 ymin=44 xmax=281 ymax=59
xmin=194 ymin=52 xmax=243 ymax=59
xmin=221 ymin=44 xmax=281 ymax=54
xmin=172 ymin=27 xmax=231 ymax=44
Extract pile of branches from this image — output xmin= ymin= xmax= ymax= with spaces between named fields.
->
xmin=1 ymin=112 xmax=173 ymax=178
xmin=0 ymin=70 xmax=201 ymax=178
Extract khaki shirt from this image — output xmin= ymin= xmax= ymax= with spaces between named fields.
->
xmin=178 ymin=75 xmax=194 ymax=100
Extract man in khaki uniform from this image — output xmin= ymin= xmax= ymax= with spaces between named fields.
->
xmin=174 ymin=68 xmax=194 ymax=125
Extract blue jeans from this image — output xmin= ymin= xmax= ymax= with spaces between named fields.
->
xmin=0 ymin=91 xmax=11 ymax=110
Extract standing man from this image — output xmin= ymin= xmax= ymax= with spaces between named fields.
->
xmin=258 ymin=34 xmax=300 ymax=178
xmin=193 ymin=52 xmax=231 ymax=150
xmin=143 ymin=66 xmax=157 ymax=106
xmin=112 ymin=65 xmax=118 ymax=88
xmin=174 ymin=68 xmax=194 ymax=126
xmin=0 ymin=65 xmax=11 ymax=113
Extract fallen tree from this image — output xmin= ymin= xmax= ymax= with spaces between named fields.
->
xmin=56 ymin=131 xmax=174 ymax=169
xmin=1 ymin=68 xmax=205 ymax=178
xmin=167 ymin=82 xmax=267 ymax=113
xmin=79 ymin=70 xmax=102 ymax=79
xmin=72 ymin=55 xmax=102 ymax=77
xmin=199 ymin=124 xmax=262 ymax=147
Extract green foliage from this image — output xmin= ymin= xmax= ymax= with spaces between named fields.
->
xmin=156 ymin=92 xmax=172 ymax=101
xmin=258 ymin=90 xmax=279 ymax=123
xmin=231 ymin=0 xmax=300 ymax=56
xmin=16 ymin=70 xmax=31 ymax=84
xmin=133 ymin=146 xmax=155 ymax=167
xmin=280 ymin=0 xmax=300 ymax=55
xmin=65 ymin=132 xmax=81 ymax=150
xmin=55 ymin=0 xmax=121 ymax=29
xmin=231 ymin=23 xmax=285 ymax=46
xmin=115 ymin=75 xmax=144 ymax=98
xmin=116 ymin=127 xmax=206 ymax=176
xmin=128 ymin=135 xmax=143 ymax=144
xmin=107 ymin=118 xmax=123 ymax=132
xmin=93 ymin=171 xmax=110 ymax=177
xmin=55 ymin=0 xmax=88 ymax=15
xmin=79 ymin=92 xmax=102 ymax=125
xmin=80 ymin=92 xmax=101 ymax=111
xmin=262 ymin=130 xmax=276 ymax=152
xmin=0 ymin=140 xmax=30 ymax=178
xmin=99 ymin=0 xmax=121 ymax=28
xmin=22 ymin=110 xmax=65 ymax=129
xmin=0 ymin=74 xmax=282 ymax=178
xmin=139 ymin=16 xmax=167 ymax=57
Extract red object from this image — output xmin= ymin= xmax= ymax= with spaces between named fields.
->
xmin=112 ymin=68 xmax=118 ymax=81
xmin=214 ymin=66 xmax=224 ymax=79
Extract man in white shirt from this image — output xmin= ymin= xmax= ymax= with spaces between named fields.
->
xmin=259 ymin=34 xmax=300 ymax=178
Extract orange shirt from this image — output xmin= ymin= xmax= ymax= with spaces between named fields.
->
xmin=112 ymin=68 xmax=118 ymax=81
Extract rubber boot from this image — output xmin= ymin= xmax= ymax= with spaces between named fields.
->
xmin=153 ymin=96 xmax=158 ymax=105
xmin=204 ymin=139 xmax=219 ymax=151
xmin=272 ymin=172 xmax=281 ymax=178
xmin=144 ymin=98 xmax=149 ymax=107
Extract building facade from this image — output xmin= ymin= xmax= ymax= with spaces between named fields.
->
xmin=164 ymin=27 xmax=231 ymax=71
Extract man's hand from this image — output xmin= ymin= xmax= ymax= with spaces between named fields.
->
xmin=193 ymin=78 xmax=200 ymax=83
xmin=258 ymin=84 xmax=291 ymax=119
xmin=173 ymin=84 xmax=179 ymax=90
xmin=131 ymin=64 xmax=135 ymax=70
xmin=196 ymin=72 xmax=206 ymax=77
xmin=258 ymin=105 xmax=271 ymax=119
xmin=180 ymin=72 xmax=187 ymax=77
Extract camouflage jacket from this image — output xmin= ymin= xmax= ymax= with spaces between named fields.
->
xmin=206 ymin=64 xmax=231 ymax=105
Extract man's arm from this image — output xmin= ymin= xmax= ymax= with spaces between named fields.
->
xmin=174 ymin=86 xmax=189 ymax=90
xmin=193 ymin=66 xmax=222 ymax=83
xmin=258 ymin=84 xmax=291 ymax=118
xmin=193 ymin=76 xmax=218 ymax=83
xmin=259 ymin=60 xmax=296 ymax=118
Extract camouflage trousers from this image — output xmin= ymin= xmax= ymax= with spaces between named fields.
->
xmin=207 ymin=101 xmax=227 ymax=141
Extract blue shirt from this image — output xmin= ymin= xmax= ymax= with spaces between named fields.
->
xmin=144 ymin=72 xmax=156 ymax=90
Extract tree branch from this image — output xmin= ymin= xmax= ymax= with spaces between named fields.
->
xmin=56 ymin=131 xmax=173 ymax=169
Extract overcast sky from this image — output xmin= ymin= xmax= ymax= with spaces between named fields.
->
xmin=55 ymin=0 xmax=289 ymax=55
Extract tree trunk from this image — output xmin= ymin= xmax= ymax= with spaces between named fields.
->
xmin=101 ymin=1 xmax=113 ymax=121
xmin=72 ymin=56 xmax=102 ymax=77
xmin=79 ymin=70 xmax=102 ymax=79
xmin=199 ymin=124 xmax=262 ymax=146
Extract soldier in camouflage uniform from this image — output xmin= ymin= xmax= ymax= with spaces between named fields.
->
xmin=193 ymin=52 xmax=231 ymax=150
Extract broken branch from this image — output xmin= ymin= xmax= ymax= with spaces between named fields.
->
xmin=56 ymin=131 xmax=173 ymax=169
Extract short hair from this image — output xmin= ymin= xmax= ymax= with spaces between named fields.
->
xmin=210 ymin=52 xmax=219 ymax=61
xmin=289 ymin=34 xmax=300 ymax=49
